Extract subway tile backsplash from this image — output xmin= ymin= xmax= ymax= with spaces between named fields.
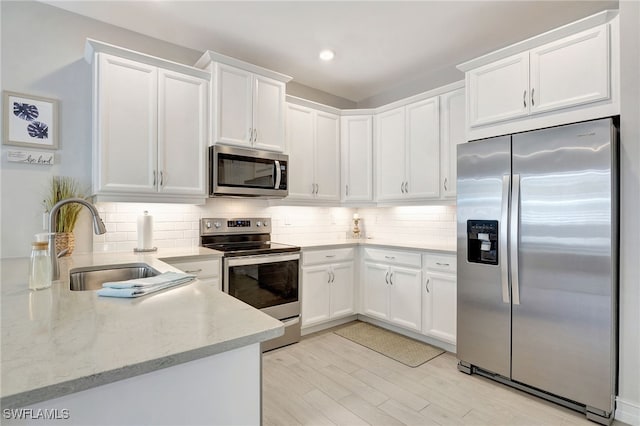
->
xmin=93 ymin=199 xmax=456 ymax=252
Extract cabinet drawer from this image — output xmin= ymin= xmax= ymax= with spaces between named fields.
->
xmin=364 ymin=248 xmax=421 ymax=268
xmin=425 ymin=254 xmax=456 ymax=273
xmin=168 ymin=259 xmax=220 ymax=278
xmin=303 ymin=248 xmax=355 ymax=266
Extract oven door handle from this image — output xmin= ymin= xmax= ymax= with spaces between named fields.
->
xmin=225 ymin=252 xmax=300 ymax=267
xmin=281 ymin=316 xmax=300 ymax=326
xmin=274 ymin=160 xmax=282 ymax=190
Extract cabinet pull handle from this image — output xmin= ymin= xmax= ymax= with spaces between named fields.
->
xmin=160 ymin=171 xmax=165 ymax=187
xmin=346 ymin=185 xmax=349 ymax=197
xmin=389 ymin=272 xmax=394 ymax=285
xmin=254 ymin=128 xmax=258 ymax=142
xmin=531 ymin=88 xmax=535 ymax=107
xmin=325 ymin=255 xmax=336 ymax=258
xmin=444 ymin=178 xmax=448 ymax=191
xmin=384 ymin=256 xmax=395 ymax=260
xmin=426 ymin=278 xmax=430 ymax=293
xmin=523 ymin=90 xmax=527 ymax=108
xmin=249 ymin=127 xmax=253 ymax=142
xmin=184 ymin=269 xmax=203 ymax=274
xmin=400 ymin=182 xmax=404 ymax=194
xmin=405 ymin=182 xmax=408 ymax=193
xmin=435 ymin=262 xmax=450 ymax=267
xmin=328 ymin=271 xmax=332 ymax=284
xmin=153 ymin=170 xmax=157 ymax=186
xmin=385 ymin=271 xmax=389 ymax=284
xmin=331 ymin=271 xmax=335 ymax=283
xmin=315 ymin=184 xmax=319 ymax=195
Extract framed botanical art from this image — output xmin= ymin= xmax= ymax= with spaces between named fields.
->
xmin=3 ymin=91 xmax=59 ymax=149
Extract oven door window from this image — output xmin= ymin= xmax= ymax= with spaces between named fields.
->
xmin=218 ymin=154 xmax=276 ymax=189
xmin=227 ymin=258 xmax=298 ymax=309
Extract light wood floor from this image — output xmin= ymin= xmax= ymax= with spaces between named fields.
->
xmin=262 ymin=323 xmax=612 ymax=426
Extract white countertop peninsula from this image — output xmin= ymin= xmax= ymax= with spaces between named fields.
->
xmin=1 ymin=248 xmax=283 ymax=424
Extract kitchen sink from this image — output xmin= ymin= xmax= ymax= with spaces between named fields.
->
xmin=69 ymin=263 xmax=160 ymax=291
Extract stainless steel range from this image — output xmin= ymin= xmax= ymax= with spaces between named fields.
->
xmin=200 ymin=218 xmax=300 ymax=351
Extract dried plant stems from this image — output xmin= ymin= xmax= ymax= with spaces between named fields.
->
xmin=42 ymin=176 xmax=87 ymax=233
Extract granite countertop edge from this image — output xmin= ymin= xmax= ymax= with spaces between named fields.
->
xmin=289 ymin=239 xmax=456 ymax=254
xmin=0 ymin=325 xmax=282 ymax=410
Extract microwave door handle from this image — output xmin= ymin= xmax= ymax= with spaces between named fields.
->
xmin=274 ymin=160 xmax=281 ymax=189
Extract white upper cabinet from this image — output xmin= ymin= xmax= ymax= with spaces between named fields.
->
xmin=158 ymin=69 xmax=208 ymax=196
xmin=467 ymin=52 xmax=529 ymax=127
xmin=529 ymin=24 xmax=610 ymax=114
xmin=341 ymin=115 xmax=373 ymax=202
xmin=86 ymin=40 xmax=209 ymax=204
xmin=286 ymin=102 xmax=340 ymax=202
xmin=439 ymin=88 xmax=466 ymax=198
xmin=95 ymin=54 xmax=158 ymax=195
xmin=460 ymin=11 xmax=619 ymax=140
xmin=376 ymin=97 xmax=440 ymax=201
xmin=196 ymin=51 xmax=292 ymax=153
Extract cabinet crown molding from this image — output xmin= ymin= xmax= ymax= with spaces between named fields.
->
xmin=457 ymin=9 xmax=618 ymax=72
xmin=195 ymin=50 xmax=292 ymax=83
xmin=84 ymin=38 xmax=210 ymax=80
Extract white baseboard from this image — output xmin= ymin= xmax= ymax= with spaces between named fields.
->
xmin=300 ymin=315 xmax=358 ymax=336
xmin=616 ymin=397 xmax=640 ymax=425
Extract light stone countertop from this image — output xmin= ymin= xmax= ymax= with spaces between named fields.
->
xmin=279 ymin=238 xmax=456 ymax=255
xmin=0 ymin=247 xmax=284 ymax=409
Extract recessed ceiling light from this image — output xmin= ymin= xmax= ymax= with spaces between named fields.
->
xmin=319 ymin=49 xmax=335 ymax=61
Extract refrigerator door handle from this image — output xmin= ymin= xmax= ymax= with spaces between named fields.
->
xmin=500 ymin=174 xmax=511 ymax=304
xmin=510 ymin=173 xmax=521 ymax=305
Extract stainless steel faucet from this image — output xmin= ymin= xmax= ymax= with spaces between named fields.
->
xmin=48 ymin=197 xmax=107 ymax=280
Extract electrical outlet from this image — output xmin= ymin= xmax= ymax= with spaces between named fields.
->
xmin=284 ymin=217 xmax=291 ymax=226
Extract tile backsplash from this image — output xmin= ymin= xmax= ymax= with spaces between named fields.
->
xmin=93 ymin=199 xmax=456 ymax=252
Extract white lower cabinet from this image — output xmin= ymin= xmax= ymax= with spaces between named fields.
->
xmin=163 ymin=257 xmax=221 ymax=291
xmin=301 ymin=248 xmax=355 ymax=328
xmin=362 ymin=248 xmax=422 ymax=332
xmin=422 ymin=254 xmax=457 ymax=344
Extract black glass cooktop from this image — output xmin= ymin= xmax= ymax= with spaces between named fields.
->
xmin=201 ymin=234 xmax=299 ymax=257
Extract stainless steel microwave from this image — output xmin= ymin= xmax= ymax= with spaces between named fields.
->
xmin=209 ymin=145 xmax=288 ymax=197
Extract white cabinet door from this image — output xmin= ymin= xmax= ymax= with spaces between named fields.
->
xmin=157 ymin=69 xmax=208 ymax=196
xmin=314 ymin=111 xmax=340 ymax=201
xmin=302 ymin=265 xmax=331 ymax=327
xmin=423 ymin=273 xmax=457 ymax=344
xmin=253 ymin=75 xmax=286 ymax=152
xmin=405 ymin=97 xmax=440 ymax=199
xmin=440 ymin=88 xmax=466 ymax=198
xmin=376 ymin=107 xmax=406 ymax=201
xmin=467 ymin=52 xmax=529 ymax=127
xmin=388 ymin=266 xmax=422 ymax=332
xmin=286 ymin=104 xmax=315 ymax=199
xmin=529 ymin=24 xmax=610 ymax=115
xmin=96 ymin=54 xmax=158 ymax=194
xmin=362 ymin=262 xmax=389 ymax=321
xmin=341 ymin=115 xmax=373 ymax=202
xmin=330 ymin=262 xmax=355 ymax=318
xmin=215 ymin=64 xmax=253 ymax=147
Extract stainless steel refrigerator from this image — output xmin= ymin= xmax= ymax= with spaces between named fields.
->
xmin=456 ymin=118 xmax=618 ymax=425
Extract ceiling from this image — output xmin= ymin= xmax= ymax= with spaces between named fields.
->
xmin=41 ymin=1 xmax=618 ymax=103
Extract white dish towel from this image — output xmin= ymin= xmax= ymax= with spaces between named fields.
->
xmin=97 ymin=272 xmax=195 ymax=298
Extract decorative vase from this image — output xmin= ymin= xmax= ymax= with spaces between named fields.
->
xmin=55 ymin=232 xmax=75 ymax=256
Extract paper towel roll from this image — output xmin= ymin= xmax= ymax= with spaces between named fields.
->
xmin=137 ymin=211 xmax=153 ymax=250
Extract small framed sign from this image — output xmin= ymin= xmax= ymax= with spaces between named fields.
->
xmin=3 ymin=91 xmax=58 ymax=149
xmin=7 ymin=150 xmax=55 ymax=165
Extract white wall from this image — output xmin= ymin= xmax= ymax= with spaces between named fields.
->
xmin=617 ymin=1 xmax=640 ymax=424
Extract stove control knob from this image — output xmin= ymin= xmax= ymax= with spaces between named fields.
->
xmin=256 ymin=221 xmax=262 ymax=227
xmin=263 ymin=221 xmax=269 ymax=227
xmin=214 ymin=221 xmax=221 ymax=229
xmin=205 ymin=221 xmax=211 ymax=229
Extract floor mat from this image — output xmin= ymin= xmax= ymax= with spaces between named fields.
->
xmin=334 ymin=321 xmax=445 ymax=367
